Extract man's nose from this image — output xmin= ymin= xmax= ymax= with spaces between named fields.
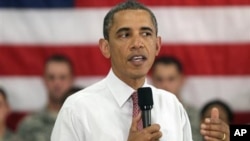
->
xmin=130 ymin=35 xmax=144 ymax=50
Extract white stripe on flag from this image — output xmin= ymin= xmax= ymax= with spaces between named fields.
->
xmin=181 ymin=76 xmax=250 ymax=111
xmin=0 ymin=76 xmax=250 ymax=111
xmin=0 ymin=7 xmax=250 ymax=45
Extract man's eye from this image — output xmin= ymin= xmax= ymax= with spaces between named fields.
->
xmin=119 ymin=33 xmax=129 ymax=38
xmin=142 ymin=32 xmax=152 ymax=37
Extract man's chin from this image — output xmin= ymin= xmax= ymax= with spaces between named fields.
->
xmin=129 ymin=70 xmax=148 ymax=80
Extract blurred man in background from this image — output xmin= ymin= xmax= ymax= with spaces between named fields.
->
xmin=0 ymin=88 xmax=22 ymax=141
xmin=151 ymin=56 xmax=202 ymax=141
xmin=17 ymin=54 xmax=74 ymax=141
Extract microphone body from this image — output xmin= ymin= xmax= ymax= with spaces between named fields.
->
xmin=142 ymin=110 xmax=151 ymax=127
xmin=138 ymin=87 xmax=154 ymax=128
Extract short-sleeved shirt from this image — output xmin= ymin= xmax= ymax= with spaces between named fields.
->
xmin=51 ymin=69 xmax=193 ymax=141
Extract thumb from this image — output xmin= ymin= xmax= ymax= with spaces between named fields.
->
xmin=130 ymin=112 xmax=141 ymax=132
xmin=211 ymin=107 xmax=219 ymax=119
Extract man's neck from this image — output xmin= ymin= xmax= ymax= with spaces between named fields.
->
xmin=112 ymin=70 xmax=146 ymax=90
xmin=126 ymin=78 xmax=145 ymax=90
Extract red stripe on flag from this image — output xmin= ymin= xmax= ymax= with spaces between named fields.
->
xmin=0 ymin=45 xmax=110 ymax=76
xmin=75 ymin=0 xmax=250 ymax=7
xmin=0 ymin=44 xmax=250 ymax=76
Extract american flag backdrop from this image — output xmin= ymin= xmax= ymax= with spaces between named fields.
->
xmin=0 ymin=0 xmax=250 ymax=112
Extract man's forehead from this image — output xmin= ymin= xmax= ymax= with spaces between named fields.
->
xmin=112 ymin=9 xmax=154 ymax=26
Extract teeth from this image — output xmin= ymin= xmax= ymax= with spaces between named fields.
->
xmin=133 ymin=56 xmax=143 ymax=60
xmin=132 ymin=56 xmax=143 ymax=61
xmin=129 ymin=55 xmax=146 ymax=62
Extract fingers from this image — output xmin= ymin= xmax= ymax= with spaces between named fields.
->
xmin=203 ymin=135 xmax=223 ymax=141
xmin=202 ymin=118 xmax=229 ymax=132
xmin=128 ymin=123 xmax=162 ymax=141
xmin=140 ymin=124 xmax=162 ymax=141
xmin=144 ymin=124 xmax=161 ymax=133
xmin=151 ymin=130 xmax=162 ymax=140
xmin=201 ymin=118 xmax=230 ymax=141
xmin=211 ymin=107 xmax=219 ymax=120
xmin=130 ymin=112 xmax=141 ymax=132
xmin=201 ymin=129 xmax=225 ymax=140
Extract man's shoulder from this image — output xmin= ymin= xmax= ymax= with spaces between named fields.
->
xmin=17 ymin=110 xmax=55 ymax=140
xmin=18 ymin=110 xmax=52 ymax=129
xmin=19 ymin=112 xmax=43 ymax=125
xmin=63 ymin=79 xmax=108 ymax=106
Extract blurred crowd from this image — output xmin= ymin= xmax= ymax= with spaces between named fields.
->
xmin=0 ymin=54 xmax=248 ymax=141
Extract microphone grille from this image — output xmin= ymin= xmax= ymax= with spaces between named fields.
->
xmin=138 ymin=87 xmax=153 ymax=110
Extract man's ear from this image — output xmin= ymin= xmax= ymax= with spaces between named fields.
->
xmin=155 ymin=36 xmax=162 ymax=56
xmin=99 ymin=39 xmax=111 ymax=59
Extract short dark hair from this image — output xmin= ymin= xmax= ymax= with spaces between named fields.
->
xmin=152 ymin=56 xmax=183 ymax=73
xmin=0 ymin=87 xmax=7 ymax=101
xmin=103 ymin=0 xmax=158 ymax=40
xmin=200 ymin=100 xmax=234 ymax=123
xmin=45 ymin=54 xmax=74 ymax=74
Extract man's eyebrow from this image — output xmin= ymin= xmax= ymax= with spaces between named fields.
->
xmin=140 ymin=27 xmax=153 ymax=33
xmin=116 ymin=27 xmax=130 ymax=34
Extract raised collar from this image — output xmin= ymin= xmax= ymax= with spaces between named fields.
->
xmin=105 ymin=69 xmax=147 ymax=107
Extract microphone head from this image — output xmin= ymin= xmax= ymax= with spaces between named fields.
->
xmin=138 ymin=87 xmax=153 ymax=110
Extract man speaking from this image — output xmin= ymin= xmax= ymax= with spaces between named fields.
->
xmin=51 ymin=1 xmax=229 ymax=141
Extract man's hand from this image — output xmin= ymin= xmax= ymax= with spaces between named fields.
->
xmin=128 ymin=112 xmax=162 ymax=141
xmin=200 ymin=107 xmax=230 ymax=141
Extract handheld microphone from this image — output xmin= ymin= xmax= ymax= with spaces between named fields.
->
xmin=138 ymin=87 xmax=153 ymax=128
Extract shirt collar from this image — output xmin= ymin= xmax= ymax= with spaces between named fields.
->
xmin=105 ymin=69 xmax=148 ymax=108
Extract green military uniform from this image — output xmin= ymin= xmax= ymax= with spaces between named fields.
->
xmin=184 ymin=103 xmax=203 ymax=141
xmin=17 ymin=109 xmax=57 ymax=141
xmin=0 ymin=129 xmax=22 ymax=141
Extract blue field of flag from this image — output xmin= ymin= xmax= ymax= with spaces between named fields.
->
xmin=0 ymin=0 xmax=74 ymax=8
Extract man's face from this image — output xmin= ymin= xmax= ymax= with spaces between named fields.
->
xmin=0 ymin=94 xmax=9 ymax=124
xmin=152 ymin=63 xmax=183 ymax=96
xmin=44 ymin=62 xmax=73 ymax=103
xmin=100 ymin=10 xmax=161 ymax=81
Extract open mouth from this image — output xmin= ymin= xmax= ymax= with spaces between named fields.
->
xmin=128 ymin=55 xmax=147 ymax=66
xmin=128 ymin=55 xmax=147 ymax=61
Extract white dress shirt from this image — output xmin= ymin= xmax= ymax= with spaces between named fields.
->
xmin=51 ymin=70 xmax=193 ymax=141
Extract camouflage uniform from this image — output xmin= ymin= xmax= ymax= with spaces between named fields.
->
xmin=17 ymin=109 xmax=57 ymax=141
xmin=1 ymin=129 xmax=22 ymax=141
xmin=184 ymin=103 xmax=203 ymax=141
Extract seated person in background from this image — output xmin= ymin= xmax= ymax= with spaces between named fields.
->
xmin=200 ymin=100 xmax=234 ymax=125
xmin=17 ymin=54 xmax=74 ymax=141
xmin=0 ymin=88 xmax=22 ymax=141
xmin=151 ymin=56 xmax=202 ymax=141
